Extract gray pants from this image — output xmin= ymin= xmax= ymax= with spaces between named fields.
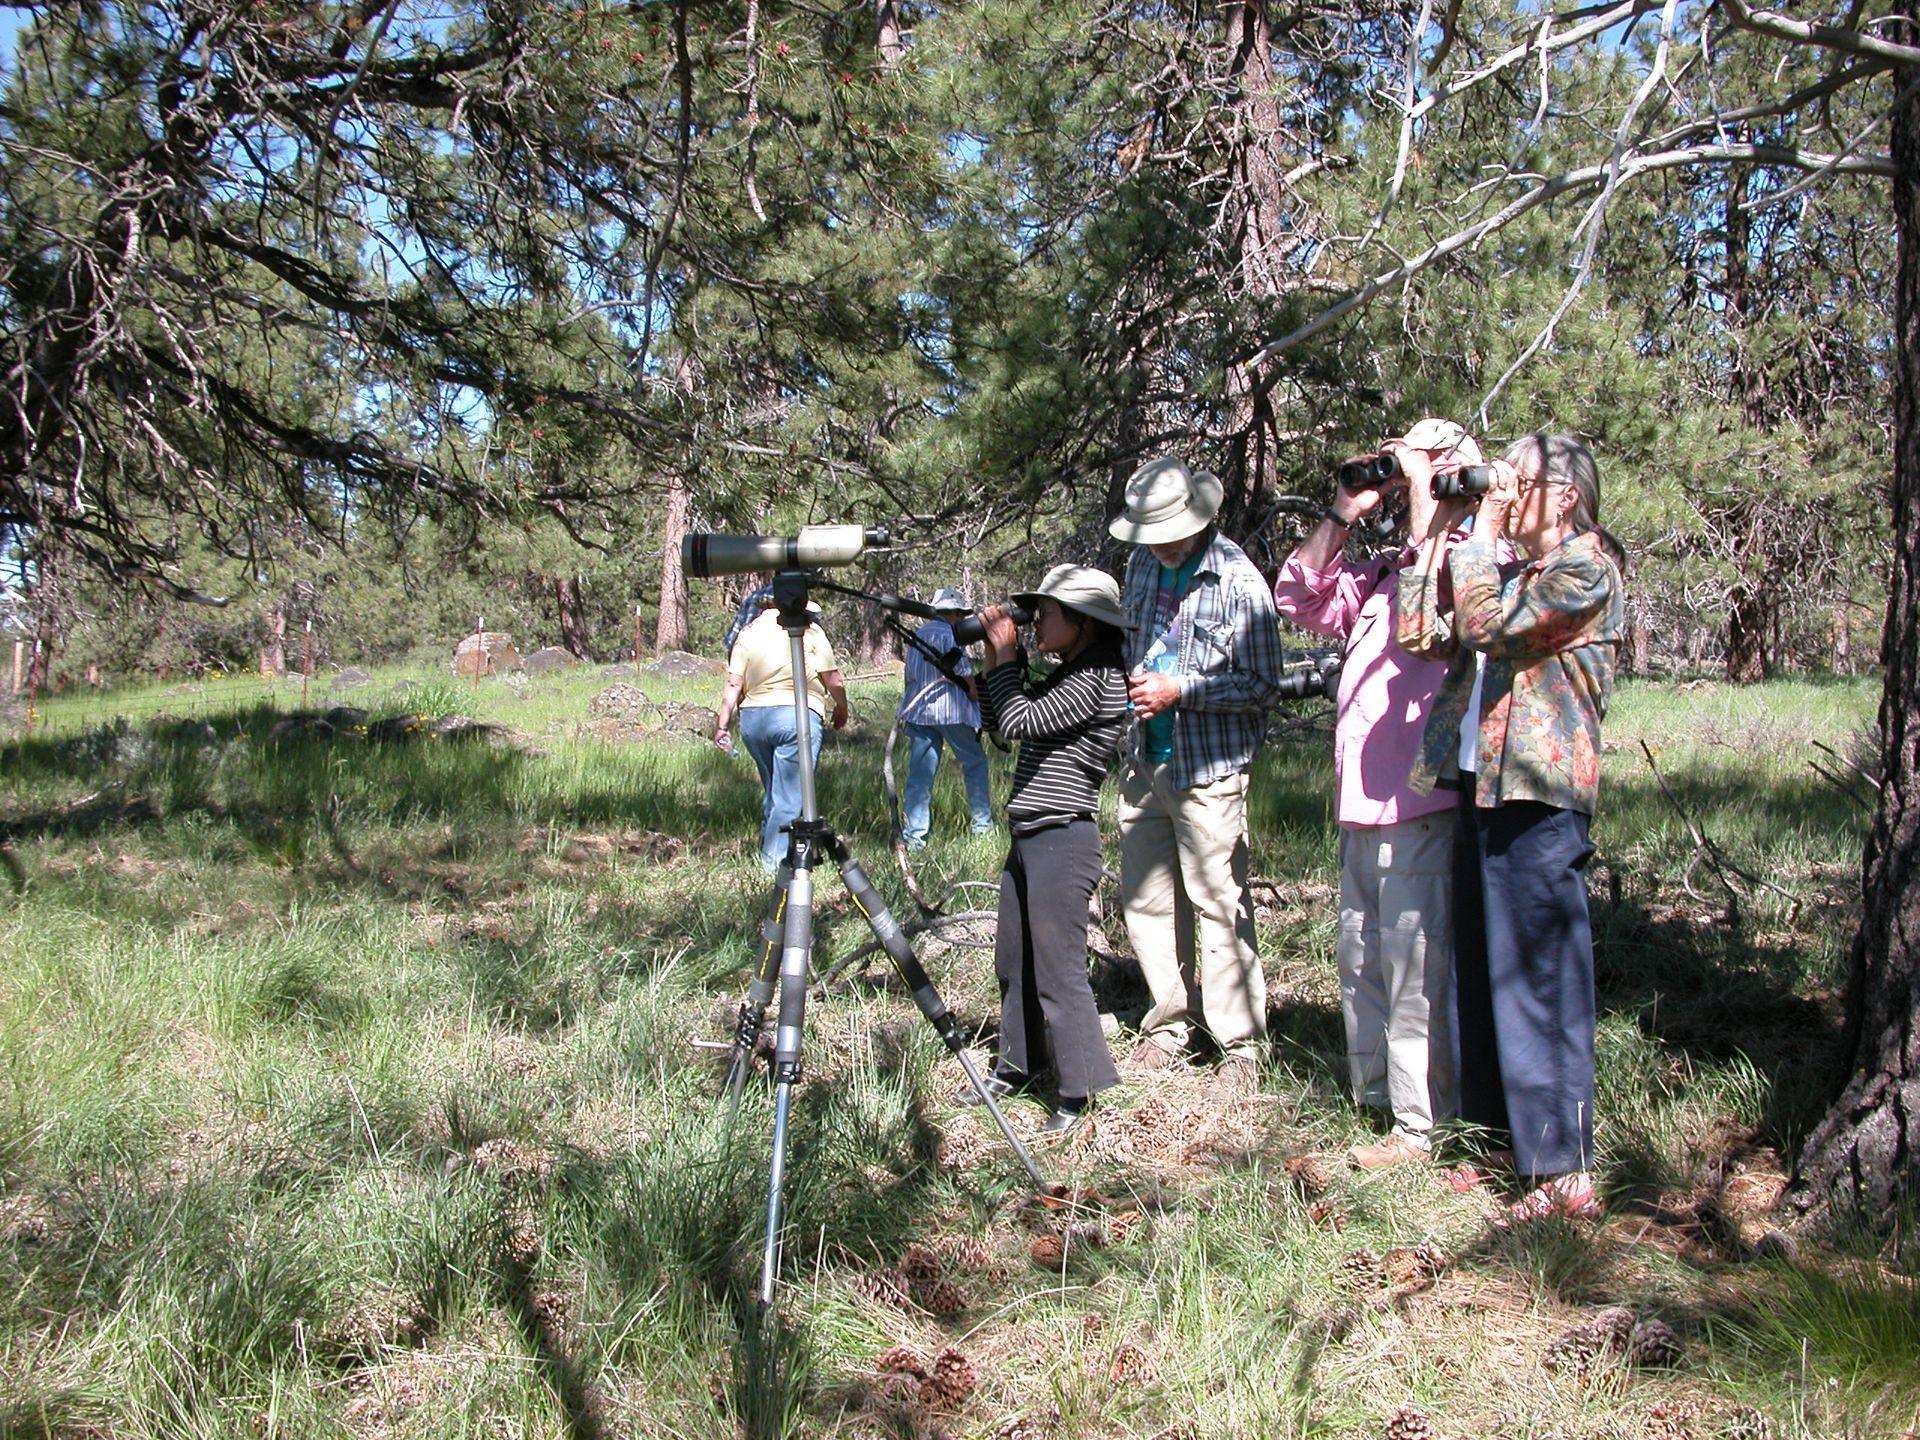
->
xmin=1337 ymin=813 xmax=1457 ymax=1142
xmin=994 ymin=819 xmax=1120 ymax=1101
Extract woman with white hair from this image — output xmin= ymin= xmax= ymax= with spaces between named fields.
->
xmin=1398 ymin=433 xmax=1625 ymax=1218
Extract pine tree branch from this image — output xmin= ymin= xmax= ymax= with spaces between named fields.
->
xmin=1244 ymin=141 xmax=1892 ymax=366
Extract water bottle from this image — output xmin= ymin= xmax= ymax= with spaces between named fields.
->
xmin=1139 ymin=618 xmax=1181 ymax=677
xmin=1131 ymin=618 xmax=1180 ymax=710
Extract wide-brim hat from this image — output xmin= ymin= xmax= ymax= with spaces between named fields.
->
xmin=1397 ymin=417 xmax=1484 ymax=466
xmin=1013 ymin=564 xmax=1129 ymax=631
xmin=1107 ymin=456 xmax=1224 ymax=545
xmin=929 ymin=587 xmax=970 ymax=613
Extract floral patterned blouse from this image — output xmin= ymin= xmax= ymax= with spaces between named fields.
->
xmin=1396 ymin=529 xmax=1624 ymax=814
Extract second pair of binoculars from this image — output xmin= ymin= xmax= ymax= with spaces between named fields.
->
xmin=1339 ymin=452 xmax=1496 ymax=500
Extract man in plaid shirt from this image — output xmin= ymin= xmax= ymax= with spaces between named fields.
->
xmin=1110 ymin=457 xmax=1285 ymax=1089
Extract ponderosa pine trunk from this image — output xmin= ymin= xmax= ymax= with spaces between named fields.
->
xmin=555 ymin=575 xmax=591 ymax=658
xmin=1788 ymin=12 xmax=1920 ymax=1220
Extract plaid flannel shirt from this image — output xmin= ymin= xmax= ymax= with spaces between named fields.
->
xmin=1397 ymin=529 xmax=1624 ymax=814
xmin=1121 ymin=531 xmax=1285 ymax=789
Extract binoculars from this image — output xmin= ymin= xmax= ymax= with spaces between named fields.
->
xmin=1339 ymin=452 xmax=1496 ymax=499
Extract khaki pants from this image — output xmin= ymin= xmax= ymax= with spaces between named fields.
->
xmin=1118 ymin=761 xmax=1266 ymax=1058
xmin=1338 ymin=814 xmax=1456 ymax=1141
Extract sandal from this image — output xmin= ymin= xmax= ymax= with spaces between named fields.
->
xmin=1495 ymin=1173 xmax=1601 ymax=1226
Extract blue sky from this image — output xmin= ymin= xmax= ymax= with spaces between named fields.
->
xmin=0 ymin=6 xmax=29 ymax=64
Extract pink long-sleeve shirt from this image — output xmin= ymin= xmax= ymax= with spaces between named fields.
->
xmin=1272 ymin=549 xmax=1456 ymax=830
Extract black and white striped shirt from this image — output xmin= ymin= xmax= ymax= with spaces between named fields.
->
xmin=980 ymin=648 xmax=1130 ymax=833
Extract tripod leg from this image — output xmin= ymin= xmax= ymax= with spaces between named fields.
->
xmin=724 ymin=861 xmax=792 ymax=1109
xmin=759 ymin=848 xmax=815 ymax=1312
xmin=829 ymin=839 xmax=1051 ymax=1194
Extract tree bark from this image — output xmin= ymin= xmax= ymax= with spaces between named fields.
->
xmin=260 ymin=601 xmax=287 ymax=676
xmin=654 ymin=352 xmax=697 ymax=654
xmin=1726 ymin=585 xmax=1772 ymax=682
xmin=875 ymin=0 xmax=906 ymax=66
xmin=1789 ymin=12 xmax=1920 ymax=1221
xmin=656 ymin=468 xmax=691 ymax=654
xmin=555 ymin=575 xmax=591 ymax=658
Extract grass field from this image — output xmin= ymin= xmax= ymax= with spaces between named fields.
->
xmin=1 ymin=661 xmax=1914 ymax=1439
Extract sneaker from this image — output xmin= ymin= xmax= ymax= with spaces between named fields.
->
xmin=1497 ymin=1172 xmax=1601 ymax=1226
xmin=1127 ymin=1039 xmax=1186 ymax=1072
xmin=1347 ymin=1133 xmax=1432 ymax=1171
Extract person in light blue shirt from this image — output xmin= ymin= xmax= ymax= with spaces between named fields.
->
xmin=899 ymin=588 xmax=995 ymax=849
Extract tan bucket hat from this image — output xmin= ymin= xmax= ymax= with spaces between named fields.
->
xmin=1013 ymin=565 xmax=1129 ymax=631
xmin=1107 ymin=456 xmax=1224 ymax=545
xmin=1396 ymin=417 xmax=1485 ymax=465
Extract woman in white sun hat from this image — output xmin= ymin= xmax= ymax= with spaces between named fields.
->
xmin=964 ymin=565 xmax=1131 ymax=1135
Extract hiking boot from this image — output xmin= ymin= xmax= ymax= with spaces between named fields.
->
xmin=1347 ymin=1133 xmax=1432 ymax=1170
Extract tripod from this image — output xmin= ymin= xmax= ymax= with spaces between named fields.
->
xmin=718 ymin=572 xmax=1050 ymax=1319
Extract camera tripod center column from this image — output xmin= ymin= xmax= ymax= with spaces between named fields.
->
xmin=759 ymin=603 xmax=824 ymax=1310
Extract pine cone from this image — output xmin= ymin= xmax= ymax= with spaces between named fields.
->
xmin=1286 ymin=1154 xmax=1332 ymax=1199
xmin=1107 ymin=1339 xmax=1158 ymax=1386
xmin=913 ymin=1276 xmax=969 ymax=1317
xmin=1628 ymin=1318 xmax=1682 ymax=1368
xmin=1382 ymin=1246 xmax=1440 ymax=1292
xmin=1543 ymin=1322 xmax=1605 ymax=1379
xmin=873 ymin=1344 xmax=926 ymax=1379
xmin=1592 ymin=1306 xmax=1637 ymax=1346
xmin=1307 ymin=1198 xmax=1346 ymax=1229
xmin=1106 ymin=1209 xmax=1144 ymax=1244
xmin=1644 ymin=1398 xmax=1704 ymax=1439
xmin=852 ymin=1266 xmax=911 ymax=1310
xmin=993 ymin=1409 xmax=1061 ymax=1440
xmin=1080 ymin=1312 xmax=1106 ymax=1339
xmin=1411 ymin=1238 xmax=1450 ymax=1280
xmin=1029 ymin=1233 xmax=1066 ymax=1268
xmin=918 ymin=1346 xmax=976 ymax=1410
xmin=935 ymin=1235 xmax=993 ymax=1272
xmin=1338 ymin=1246 xmax=1388 ymax=1292
xmin=1718 ymin=1406 xmax=1775 ymax=1440
xmin=899 ymin=1242 xmax=945 ymax=1281
xmin=937 ymin=1117 xmax=989 ymax=1169
xmin=1384 ymin=1403 xmax=1437 ymax=1440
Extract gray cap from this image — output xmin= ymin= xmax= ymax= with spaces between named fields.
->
xmin=1012 ymin=565 xmax=1128 ymax=630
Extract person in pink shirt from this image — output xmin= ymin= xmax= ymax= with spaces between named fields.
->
xmin=1272 ymin=418 xmax=1484 ymax=1169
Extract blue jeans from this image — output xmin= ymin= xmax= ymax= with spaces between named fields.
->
xmin=1452 ymin=784 xmax=1597 ymax=1177
xmin=902 ymin=721 xmax=994 ymax=845
xmin=739 ymin=704 xmax=824 ymax=870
